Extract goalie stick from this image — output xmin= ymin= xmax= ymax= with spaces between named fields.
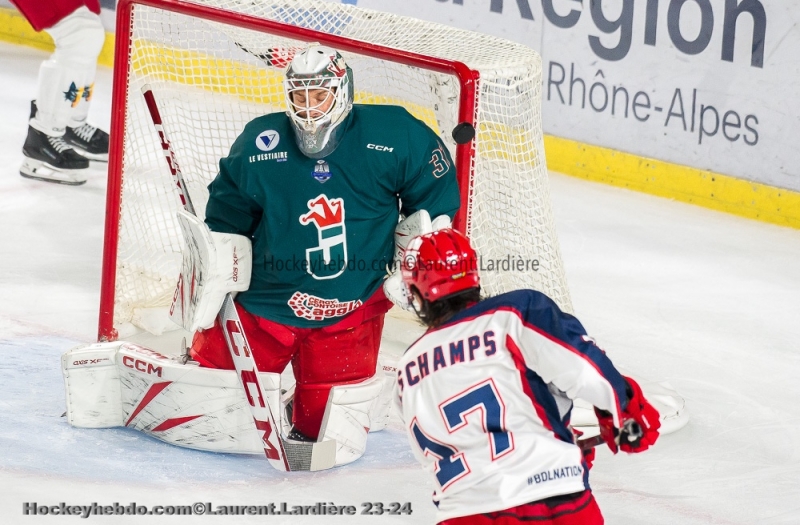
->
xmin=141 ymin=86 xmax=336 ymax=471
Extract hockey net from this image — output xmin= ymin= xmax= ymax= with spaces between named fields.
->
xmin=100 ymin=0 xmax=572 ymax=340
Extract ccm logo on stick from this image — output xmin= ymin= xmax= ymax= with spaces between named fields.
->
xmin=367 ymin=143 xmax=393 ymax=152
xmin=122 ymin=356 xmax=163 ymax=377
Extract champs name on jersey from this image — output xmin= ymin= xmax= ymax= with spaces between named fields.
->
xmin=395 ymin=290 xmax=629 ymax=522
xmin=205 ymin=105 xmax=460 ymax=327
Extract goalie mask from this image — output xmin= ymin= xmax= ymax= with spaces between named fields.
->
xmin=284 ymin=45 xmax=354 ymax=158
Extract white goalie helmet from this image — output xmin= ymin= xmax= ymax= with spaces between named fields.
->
xmin=284 ymin=44 xmax=354 ymax=158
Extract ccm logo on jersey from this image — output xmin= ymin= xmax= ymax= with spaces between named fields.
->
xmin=122 ymin=356 xmax=163 ymax=377
xmin=367 ymin=143 xmax=393 ymax=152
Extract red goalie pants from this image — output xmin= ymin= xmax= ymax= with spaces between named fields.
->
xmin=189 ymin=293 xmax=390 ymax=440
xmin=438 ymin=491 xmax=603 ymax=525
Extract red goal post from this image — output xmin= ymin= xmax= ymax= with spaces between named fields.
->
xmin=99 ymin=0 xmax=570 ymax=341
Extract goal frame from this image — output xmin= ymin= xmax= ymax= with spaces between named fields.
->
xmin=98 ymin=0 xmax=480 ymax=341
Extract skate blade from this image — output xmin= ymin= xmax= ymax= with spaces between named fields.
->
xmin=20 ymin=158 xmax=87 ymax=186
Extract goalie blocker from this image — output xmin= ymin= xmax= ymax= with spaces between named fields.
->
xmin=384 ymin=209 xmax=451 ymax=311
xmin=62 ymin=341 xmax=395 ymax=466
xmin=170 ymin=210 xmax=252 ymax=332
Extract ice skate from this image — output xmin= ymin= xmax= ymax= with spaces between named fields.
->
xmin=20 ymin=125 xmax=89 ymax=186
xmin=64 ymin=122 xmax=109 ymax=162
xmin=30 ymin=100 xmax=109 ymax=162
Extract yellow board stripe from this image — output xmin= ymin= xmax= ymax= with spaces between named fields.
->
xmin=0 ymin=7 xmax=115 ymax=66
xmin=3 ymin=6 xmax=798 ymax=230
xmin=545 ymin=135 xmax=800 ymax=230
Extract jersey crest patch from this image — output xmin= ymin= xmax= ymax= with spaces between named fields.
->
xmin=288 ymin=292 xmax=362 ymax=321
xmin=255 ymin=130 xmax=280 ymax=152
xmin=311 ymin=159 xmax=332 ymax=183
xmin=299 ymin=194 xmax=347 ymax=279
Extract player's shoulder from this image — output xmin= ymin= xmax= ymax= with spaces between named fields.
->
xmin=353 ymin=104 xmax=433 ymax=132
xmin=353 ymin=103 xmax=412 ymax=118
xmin=241 ymin=111 xmax=291 ymax=137
xmin=228 ymin=111 xmax=291 ymax=155
xmin=446 ymin=289 xmax=560 ymax=325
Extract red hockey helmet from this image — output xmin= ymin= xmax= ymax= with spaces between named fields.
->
xmin=401 ymin=229 xmax=480 ymax=303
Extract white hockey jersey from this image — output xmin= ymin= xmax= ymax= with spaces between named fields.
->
xmin=395 ymin=290 xmax=629 ymax=522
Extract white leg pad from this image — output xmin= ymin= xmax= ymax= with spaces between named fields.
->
xmin=62 ymin=342 xmax=282 ymax=454
xmin=318 ymin=375 xmax=385 ymax=466
xmin=370 ymin=353 xmax=399 ymax=432
xmin=62 ymin=342 xmax=124 ymax=427
xmin=280 ymin=383 xmax=295 ymax=437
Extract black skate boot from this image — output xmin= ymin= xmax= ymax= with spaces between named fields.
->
xmin=20 ymin=125 xmax=89 ymax=186
xmin=30 ymin=100 xmax=109 ymax=162
xmin=64 ymin=122 xmax=109 ymax=162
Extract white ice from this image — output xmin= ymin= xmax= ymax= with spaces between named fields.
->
xmin=1 ymin=41 xmax=799 ymax=524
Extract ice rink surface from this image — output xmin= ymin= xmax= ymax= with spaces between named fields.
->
xmin=1 ymin=41 xmax=799 ymax=524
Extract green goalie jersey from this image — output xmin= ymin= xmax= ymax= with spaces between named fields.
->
xmin=205 ymin=104 xmax=461 ymax=328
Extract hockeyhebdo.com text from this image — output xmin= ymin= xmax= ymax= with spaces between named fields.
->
xmin=261 ymin=254 xmax=540 ymax=274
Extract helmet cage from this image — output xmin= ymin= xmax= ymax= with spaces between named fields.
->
xmin=284 ymin=75 xmax=348 ymax=132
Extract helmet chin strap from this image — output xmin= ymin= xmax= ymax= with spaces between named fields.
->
xmin=291 ymin=111 xmax=349 ymax=158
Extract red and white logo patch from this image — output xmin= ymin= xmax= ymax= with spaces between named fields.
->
xmin=288 ymin=292 xmax=362 ymax=321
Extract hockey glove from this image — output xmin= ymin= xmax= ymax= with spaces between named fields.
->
xmin=595 ymin=376 xmax=660 ymax=454
xmin=619 ymin=376 xmax=660 ymax=453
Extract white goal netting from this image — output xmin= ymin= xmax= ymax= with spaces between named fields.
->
xmin=105 ymin=0 xmax=571 ymax=337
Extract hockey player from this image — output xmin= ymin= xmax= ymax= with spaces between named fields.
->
xmin=10 ymin=0 xmax=110 ymax=185
xmin=175 ymin=44 xmax=460 ymax=463
xmin=396 ymin=229 xmax=660 ymax=524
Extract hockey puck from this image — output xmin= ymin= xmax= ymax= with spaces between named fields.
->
xmin=451 ymin=122 xmax=476 ymax=144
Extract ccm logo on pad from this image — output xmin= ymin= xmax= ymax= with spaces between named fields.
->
xmin=122 ymin=355 xmax=163 ymax=377
xmin=367 ymin=143 xmax=393 ymax=152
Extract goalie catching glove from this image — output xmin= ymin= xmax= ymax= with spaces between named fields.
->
xmin=383 ymin=210 xmax=451 ymax=310
xmin=170 ymin=210 xmax=252 ymax=332
xmin=595 ymin=376 xmax=661 ymax=454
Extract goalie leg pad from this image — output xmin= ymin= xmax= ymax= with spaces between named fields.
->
xmin=62 ymin=342 xmax=282 ymax=454
xmin=317 ymin=375 xmax=386 ymax=466
xmin=62 ymin=342 xmax=124 ymax=428
xmin=171 ymin=210 xmax=252 ymax=332
xmin=369 ymin=352 xmax=400 ymax=432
